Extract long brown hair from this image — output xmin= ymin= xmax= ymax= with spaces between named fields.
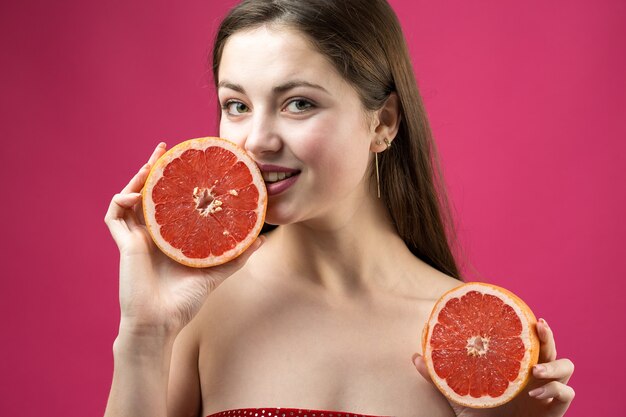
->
xmin=211 ymin=0 xmax=462 ymax=279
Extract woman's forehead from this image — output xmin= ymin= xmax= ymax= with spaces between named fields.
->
xmin=218 ymin=25 xmax=344 ymax=91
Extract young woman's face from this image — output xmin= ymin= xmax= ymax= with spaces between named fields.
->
xmin=217 ymin=25 xmax=376 ymax=226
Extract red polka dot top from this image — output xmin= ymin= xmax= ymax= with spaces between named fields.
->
xmin=207 ymin=408 xmax=388 ymax=417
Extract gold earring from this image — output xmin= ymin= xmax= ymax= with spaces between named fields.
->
xmin=375 ymin=151 xmax=381 ymax=198
xmin=384 ymin=138 xmax=392 ymax=149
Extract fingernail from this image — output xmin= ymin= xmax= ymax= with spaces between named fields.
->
xmin=533 ymin=364 xmax=546 ymax=375
xmin=254 ymin=236 xmax=265 ymax=250
xmin=528 ymin=387 xmax=545 ymax=397
xmin=539 ymin=318 xmax=548 ymax=328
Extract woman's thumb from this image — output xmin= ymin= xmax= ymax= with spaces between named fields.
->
xmin=412 ymin=353 xmax=434 ymax=384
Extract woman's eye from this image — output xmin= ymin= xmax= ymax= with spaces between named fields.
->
xmin=285 ymin=99 xmax=313 ymax=113
xmin=223 ymin=101 xmax=249 ymax=115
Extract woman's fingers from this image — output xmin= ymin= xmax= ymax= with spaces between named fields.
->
xmin=134 ymin=200 xmax=147 ymax=225
xmin=107 ymin=161 xmax=151 ymax=223
xmin=528 ymin=381 xmax=575 ymax=413
xmin=104 ymin=190 xmax=143 ymax=228
xmin=537 ymin=318 xmax=557 ymax=363
xmin=532 ymin=358 xmax=575 ymax=384
xmin=147 ymin=142 xmax=167 ymax=166
xmin=119 ymin=142 xmax=165 ymax=195
xmin=121 ymin=162 xmax=152 ymax=194
xmin=130 ymin=142 xmax=166 ymax=224
xmin=530 ymin=318 xmax=576 ymax=414
xmin=412 ymin=353 xmax=433 ymax=384
xmin=105 ymin=142 xmax=165 ymax=242
xmin=105 ymin=192 xmax=143 ymax=242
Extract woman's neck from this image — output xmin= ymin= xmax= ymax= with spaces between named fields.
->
xmin=260 ymin=193 xmax=418 ymax=297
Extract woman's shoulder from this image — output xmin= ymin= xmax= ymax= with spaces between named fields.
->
xmin=424 ymin=269 xmax=464 ymax=300
xmin=193 ymin=266 xmax=268 ymax=327
xmin=398 ymin=254 xmax=464 ymax=302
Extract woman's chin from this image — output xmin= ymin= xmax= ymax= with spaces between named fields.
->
xmin=263 ymin=209 xmax=298 ymax=227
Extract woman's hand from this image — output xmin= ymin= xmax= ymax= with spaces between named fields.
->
xmin=413 ymin=318 xmax=575 ymax=417
xmin=104 ymin=143 xmax=263 ymax=337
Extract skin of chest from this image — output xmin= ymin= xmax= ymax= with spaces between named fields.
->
xmin=196 ymin=273 xmax=456 ymax=417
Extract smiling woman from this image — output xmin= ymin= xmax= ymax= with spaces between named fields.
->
xmin=102 ymin=1 xmax=575 ymax=417
xmin=216 ymin=25 xmax=382 ymax=223
xmin=211 ymin=3 xmax=460 ymax=275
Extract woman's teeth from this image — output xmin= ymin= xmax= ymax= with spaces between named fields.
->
xmin=262 ymin=171 xmax=295 ymax=183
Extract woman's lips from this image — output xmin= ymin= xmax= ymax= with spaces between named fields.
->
xmin=256 ymin=163 xmax=301 ymax=196
xmin=264 ymin=174 xmax=299 ymax=196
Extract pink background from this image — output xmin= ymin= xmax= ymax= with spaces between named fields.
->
xmin=1 ymin=1 xmax=624 ymax=416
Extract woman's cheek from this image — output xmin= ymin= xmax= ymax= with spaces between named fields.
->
xmin=219 ymin=121 xmax=246 ymax=147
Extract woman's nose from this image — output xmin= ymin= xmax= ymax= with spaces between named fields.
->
xmin=244 ymin=113 xmax=282 ymax=157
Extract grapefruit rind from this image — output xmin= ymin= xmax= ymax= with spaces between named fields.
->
xmin=422 ymin=282 xmax=539 ymax=408
xmin=142 ymin=137 xmax=267 ymax=268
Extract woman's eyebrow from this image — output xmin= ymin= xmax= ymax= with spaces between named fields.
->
xmin=217 ymin=81 xmax=245 ymax=93
xmin=217 ymin=80 xmax=328 ymax=95
xmin=273 ymin=80 xmax=329 ymax=94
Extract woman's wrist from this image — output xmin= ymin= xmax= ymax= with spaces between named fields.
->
xmin=113 ymin=320 xmax=179 ymax=357
xmin=118 ymin=314 xmax=182 ymax=337
xmin=106 ymin=322 xmax=175 ymax=417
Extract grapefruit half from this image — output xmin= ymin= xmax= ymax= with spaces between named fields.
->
xmin=422 ymin=282 xmax=540 ymax=408
xmin=142 ymin=137 xmax=267 ymax=268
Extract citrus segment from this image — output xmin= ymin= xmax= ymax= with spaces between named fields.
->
xmin=214 ymin=184 xmax=260 ymax=210
xmin=142 ymin=137 xmax=267 ymax=268
xmin=422 ymin=282 xmax=539 ymax=408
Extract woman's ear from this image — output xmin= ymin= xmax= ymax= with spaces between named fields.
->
xmin=370 ymin=92 xmax=401 ymax=151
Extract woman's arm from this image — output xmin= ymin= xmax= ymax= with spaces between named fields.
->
xmin=104 ymin=329 xmax=177 ymax=417
xmin=102 ymin=143 xmax=263 ymax=417
xmin=167 ymin=322 xmax=203 ymax=417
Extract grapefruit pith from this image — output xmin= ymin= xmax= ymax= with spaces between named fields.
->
xmin=142 ymin=137 xmax=267 ymax=268
xmin=422 ymin=282 xmax=540 ymax=408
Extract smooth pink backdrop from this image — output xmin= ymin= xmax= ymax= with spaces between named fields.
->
xmin=1 ymin=1 xmax=624 ymax=416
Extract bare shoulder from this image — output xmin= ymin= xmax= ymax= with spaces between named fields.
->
xmin=192 ymin=251 xmax=280 ymax=343
xmin=166 ymin=264 xmax=268 ymax=417
xmin=405 ymin=256 xmax=464 ymax=302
